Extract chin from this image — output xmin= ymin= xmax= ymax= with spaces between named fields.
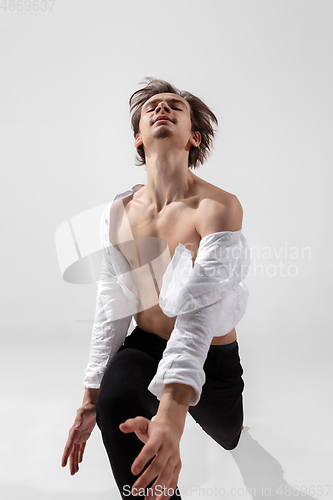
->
xmin=154 ymin=129 xmax=173 ymax=140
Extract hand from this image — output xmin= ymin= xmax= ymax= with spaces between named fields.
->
xmin=61 ymin=403 xmax=96 ymax=475
xmin=119 ymin=416 xmax=182 ymax=500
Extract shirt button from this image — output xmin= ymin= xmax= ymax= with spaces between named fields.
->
xmin=104 ymin=218 xmax=108 ymax=224
xmin=117 ymin=280 xmax=120 ymax=285
xmin=106 ymin=250 xmax=110 ymax=255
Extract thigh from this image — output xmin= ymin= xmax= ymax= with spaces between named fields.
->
xmin=95 ymin=331 xmax=182 ymax=499
xmin=96 ymin=345 xmax=160 ymax=427
xmin=95 ymin=346 xmax=159 ymax=499
xmin=188 ymin=341 xmax=245 ymax=450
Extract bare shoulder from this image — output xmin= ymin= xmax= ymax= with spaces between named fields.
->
xmin=196 ymin=181 xmax=243 ymax=239
xmin=132 ymin=183 xmax=146 ymax=194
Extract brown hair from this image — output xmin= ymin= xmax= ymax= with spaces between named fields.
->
xmin=129 ymin=77 xmax=218 ymax=170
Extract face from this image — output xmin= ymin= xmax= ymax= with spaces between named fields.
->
xmin=135 ymin=93 xmax=201 ymax=151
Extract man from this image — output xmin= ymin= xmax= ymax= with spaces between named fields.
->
xmin=62 ymin=78 xmax=250 ymax=500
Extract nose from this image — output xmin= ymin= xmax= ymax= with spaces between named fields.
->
xmin=155 ymin=101 xmax=171 ymax=114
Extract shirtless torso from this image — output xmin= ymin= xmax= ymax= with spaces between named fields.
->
xmin=110 ymin=175 xmax=237 ymax=346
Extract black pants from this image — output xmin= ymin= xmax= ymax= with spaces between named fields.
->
xmin=96 ymin=326 xmax=245 ymax=499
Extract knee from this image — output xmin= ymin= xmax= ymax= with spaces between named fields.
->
xmin=223 ymin=441 xmax=238 ymax=450
xmin=222 ymin=428 xmax=242 ymax=450
xmin=96 ymin=382 xmax=139 ymax=430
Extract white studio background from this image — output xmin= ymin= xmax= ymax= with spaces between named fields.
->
xmin=1 ymin=1 xmax=332 ymax=499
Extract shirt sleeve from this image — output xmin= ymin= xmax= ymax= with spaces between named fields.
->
xmin=147 ymin=300 xmax=222 ymax=406
xmin=83 ymin=205 xmax=133 ymax=388
xmin=148 ymin=230 xmax=250 ymax=406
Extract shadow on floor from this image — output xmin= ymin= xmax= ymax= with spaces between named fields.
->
xmin=230 ymin=426 xmax=320 ymax=499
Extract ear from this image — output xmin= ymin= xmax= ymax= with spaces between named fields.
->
xmin=135 ymin=134 xmax=143 ymax=148
xmin=189 ymin=131 xmax=201 ymax=148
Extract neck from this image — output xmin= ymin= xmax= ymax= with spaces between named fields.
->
xmin=144 ymin=148 xmax=195 ymax=212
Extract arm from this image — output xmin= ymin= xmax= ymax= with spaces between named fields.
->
xmin=83 ymin=248 xmax=134 ymax=388
xmin=62 ymin=202 xmax=135 ymax=475
xmin=120 ymin=195 xmax=248 ymax=498
xmin=148 ymin=194 xmax=247 ymax=405
xmin=85 ymin=196 xmax=140 ymax=387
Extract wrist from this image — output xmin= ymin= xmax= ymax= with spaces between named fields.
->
xmin=82 ymin=387 xmax=99 ymax=406
xmin=161 ymin=383 xmax=194 ymax=406
xmin=154 ymin=383 xmax=193 ymax=435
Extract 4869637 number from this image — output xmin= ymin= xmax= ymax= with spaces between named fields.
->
xmin=0 ymin=0 xmax=56 ymax=11
xmin=276 ymin=484 xmax=331 ymax=497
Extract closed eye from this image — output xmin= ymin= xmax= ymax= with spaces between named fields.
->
xmin=147 ymin=106 xmax=182 ymax=112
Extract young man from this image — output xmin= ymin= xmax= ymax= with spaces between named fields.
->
xmin=62 ymin=78 xmax=250 ymax=500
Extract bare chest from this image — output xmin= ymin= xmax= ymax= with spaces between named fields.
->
xmin=107 ymin=187 xmax=238 ymax=343
xmin=114 ymin=197 xmax=201 ymax=273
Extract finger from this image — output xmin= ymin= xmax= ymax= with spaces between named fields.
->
xmin=69 ymin=444 xmax=79 ymax=475
xmin=69 ymin=448 xmax=75 ymax=476
xmin=119 ymin=416 xmax=148 ymax=433
xmin=147 ymin=457 xmax=175 ymax=499
xmin=61 ymin=430 xmax=75 ymax=467
xmin=131 ymin=438 xmax=161 ymax=477
xmin=120 ymin=417 xmax=151 ymax=446
xmin=132 ymin=453 xmax=167 ymax=492
xmin=61 ymin=444 xmax=71 ymax=467
xmin=155 ymin=456 xmax=175 ymax=489
xmin=69 ymin=449 xmax=75 ymax=476
xmin=118 ymin=418 xmax=135 ymax=433
xmin=74 ymin=444 xmax=80 ymax=474
xmin=156 ymin=464 xmax=181 ymax=500
xmin=78 ymin=442 xmax=86 ymax=463
xmin=75 ymin=410 xmax=83 ymax=429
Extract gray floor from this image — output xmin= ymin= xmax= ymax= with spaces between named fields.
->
xmin=1 ymin=317 xmax=331 ymax=500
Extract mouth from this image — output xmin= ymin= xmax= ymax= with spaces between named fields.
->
xmin=154 ymin=116 xmax=172 ymax=124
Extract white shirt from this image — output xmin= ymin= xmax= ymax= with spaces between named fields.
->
xmin=84 ymin=186 xmax=251 ymax=405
